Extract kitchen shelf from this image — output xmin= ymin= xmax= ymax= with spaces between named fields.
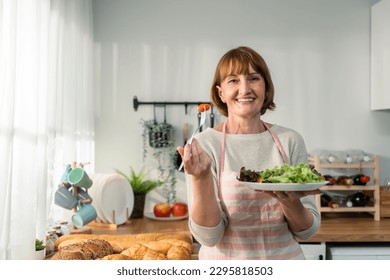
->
xmin=309 ymin=155 xmax=381 ymax=221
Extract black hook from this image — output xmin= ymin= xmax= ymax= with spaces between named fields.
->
xmin=163 ymin=104 xmax=166 ymax=123
xmin=153 ymin=104 xmax=156 ymax=123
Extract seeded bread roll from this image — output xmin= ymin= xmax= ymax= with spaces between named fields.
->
xmin=58 ymin=239 xmax=86 ymax=250
xmin=52 ymin=239 xmax=114 ymax=260
xmin=51 ymin=249 xmax=87 ymax=260
xmin=88 ymin=239 xmax=113 ymax=257
xmin=60 ymin=243 xmax=95 ymax=260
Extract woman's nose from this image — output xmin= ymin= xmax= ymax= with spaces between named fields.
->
xmin=239 ymin=79 xmax=251 ymax=94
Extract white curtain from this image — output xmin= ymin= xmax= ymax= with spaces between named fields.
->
xmin=0 ymin=0 xmax=94 ymax=259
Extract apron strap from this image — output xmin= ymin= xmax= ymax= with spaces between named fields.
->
xmin=263 ymin=122 xmax=288 ymax=164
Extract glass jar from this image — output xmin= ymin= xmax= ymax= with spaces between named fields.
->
xmin=59 ymin=221 xmax=71 ymax=235
xmin=52 ymin=225 xmax=63 ymax=238
xmin=45 ymin=234 xmax=55 ymax=257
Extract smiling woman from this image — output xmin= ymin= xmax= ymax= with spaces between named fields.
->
xmin=178 ymin=46 xmax=320 ymax=260
xmin=0 ymin=0 xmax=94 ymax=260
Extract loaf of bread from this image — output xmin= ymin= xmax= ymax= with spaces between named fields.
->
xmin=58 ymin=238 xmax=123 ymax=254
xmin=167 ymin=245 xmax=191 ymax=260
xmin=120 ymin=238 xmax=192 ymax=260
xmin=98 ymin=254 xmax=133 ymax=260
xmin=51 ymin=249 xmax=87 ymax=260
xmin=55 ymin=232 xmax=192 ymax=251
xmin=51 ymin=239 xmax=113 ymax=260
xmin=53 ymin=233 xmax=193 ymax=260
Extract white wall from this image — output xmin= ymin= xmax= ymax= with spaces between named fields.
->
xmin=92 ymin=0 xmax=390 ymax=190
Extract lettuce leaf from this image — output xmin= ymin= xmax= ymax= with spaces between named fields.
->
xmin=259 ymin=163 xmax=323 ymax=183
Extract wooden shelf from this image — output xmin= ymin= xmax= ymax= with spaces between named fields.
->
xmin=320 ymin=206 xmax=376 ymax=212
xmin=309 ymin=155 xmax=381 ymax=221
xmin=321 ymin=185 xmax=378 ymax=191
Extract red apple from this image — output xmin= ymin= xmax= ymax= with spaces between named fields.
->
xmin=171 ymin=202 xmax=188 ymax=217
xmin=153 ymin=203 xmax=171 ymax=217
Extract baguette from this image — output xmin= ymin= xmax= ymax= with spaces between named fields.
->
xmin=167 ymin=246 xmax=191 ymax=260
xmin=55 ymin=232 xmax=192 ymax=250
xmin=120 ymin=239 xmax=192 ymax=260
xmin=99 ymin=254 xmax=133 ymax=260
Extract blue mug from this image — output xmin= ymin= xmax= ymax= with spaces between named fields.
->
xmin=68 ymin=168 xmax=93 ymax=189
xmin=71 ymin=202 xmax=97 ymax=228
xmin=54 ymin=186 xmax=78 ymax=210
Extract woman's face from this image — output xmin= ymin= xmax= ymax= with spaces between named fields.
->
xmin=217 ymin=64 xmax=265 ymax=119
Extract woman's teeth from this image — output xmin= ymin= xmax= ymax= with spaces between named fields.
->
xmin=237 ymin=98 xmax=254 ymax=102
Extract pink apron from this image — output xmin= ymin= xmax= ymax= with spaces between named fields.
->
xmin=199 ymin=121 xmax=305 ymax=260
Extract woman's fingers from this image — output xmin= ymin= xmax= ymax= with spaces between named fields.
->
xmin=176 ymin=146 xmax=184 ymax=157
xmin=180 ymin=139 xmax=210 ymax=175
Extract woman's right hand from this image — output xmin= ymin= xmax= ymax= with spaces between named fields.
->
xmin=177 ymin=138 xmax=211 ymax=178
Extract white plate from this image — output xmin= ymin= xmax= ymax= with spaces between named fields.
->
xmin=242 ymin=181 xmax=328 ymax=191
xmin=89 ymin=174 xmax=108 ymax=223
xmin=99 ymin=174 xmax=134 ymax=225
xmin=144 ymin=212 xmax=188 ymax=221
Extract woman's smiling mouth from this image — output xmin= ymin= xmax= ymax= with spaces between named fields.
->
xmin=236 ymin=98 xmax=255 ymax=103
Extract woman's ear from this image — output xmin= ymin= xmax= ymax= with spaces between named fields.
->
xmin=216 ymin=86 xmax=225 ymax=103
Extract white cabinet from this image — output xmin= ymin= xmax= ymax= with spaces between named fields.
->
xmin=327 ymin=244 xmax=390 ymax=260
xmin=371 ymin=0 xmax=390 ymax=110
xmin=300 ymin=243 xmax=326 ymax=260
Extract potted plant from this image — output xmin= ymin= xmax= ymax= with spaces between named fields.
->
xmin=35 ymin=238 xmax=46 ymax=260
xmin=115 ymin=166 xmax=164 ymax=218
xmin=140 ymin=119 xmax=178 ymax=205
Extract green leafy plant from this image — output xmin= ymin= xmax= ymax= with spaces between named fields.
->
xmin=114 ymin=166 xmax=164 ymax=194
xmin=140 ymin=119 xmax=177 ymax=204
xmin=35 ymin=239 xmax=45 ymax=251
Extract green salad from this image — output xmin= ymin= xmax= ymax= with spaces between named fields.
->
xmin=259 ymin=163 xmax=323 ymax=183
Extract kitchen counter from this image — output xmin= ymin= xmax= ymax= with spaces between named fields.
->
xmin=89 ymin=216 xmax=191 ymax=236
xmin=302 ymin=213 xmax=390 ymax=243
xmin=87 ymin=213 xmax=390 ymax=243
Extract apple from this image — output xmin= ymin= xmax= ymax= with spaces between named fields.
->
xmin=171 ymin=202 xmax=188 ymax=217
xmin=153 ymin=203 xmax=171 ymax=217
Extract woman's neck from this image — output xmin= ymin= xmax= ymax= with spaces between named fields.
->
xmin=225 ymin=117 xmax=266 ymax=134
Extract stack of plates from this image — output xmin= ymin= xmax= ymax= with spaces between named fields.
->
xmin=88 ymin=173 xmax=134 ymax=225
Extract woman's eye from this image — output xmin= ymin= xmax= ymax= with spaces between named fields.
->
xmin=228 ymin=79 xmax=238 ymax=83
xmin=249 ymin=75 xmax=261 ymax=81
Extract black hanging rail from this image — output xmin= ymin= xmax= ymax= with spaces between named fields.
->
xmin=133 ymin=96 xmax=211 ymax=114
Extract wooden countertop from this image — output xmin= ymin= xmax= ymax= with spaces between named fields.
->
xmin=303 ymin=213 xmax=390 ymax=243
xmin=88 ymin=217 xmax=191 ymax=236
xmin=86 ymin=214 xmax=390 ymax=243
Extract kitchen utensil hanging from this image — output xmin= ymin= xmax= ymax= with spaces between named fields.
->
xmin=210 ymin=105 xmax=215 ymax=128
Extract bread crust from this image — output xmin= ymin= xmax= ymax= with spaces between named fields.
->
xmin=55 ymin=233 xmax=192 ymax=250
xmin=99 ymin=254 xmax=133 ymax=260
xmin=53 ymin=233 xmax=193 ymax=260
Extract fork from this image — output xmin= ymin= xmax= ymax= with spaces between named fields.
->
xmin=178 ymin=107 xmax=207 ymax=171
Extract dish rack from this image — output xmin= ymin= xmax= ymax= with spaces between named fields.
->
xmin=308 ymin=155 xmax=381 ymax=221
